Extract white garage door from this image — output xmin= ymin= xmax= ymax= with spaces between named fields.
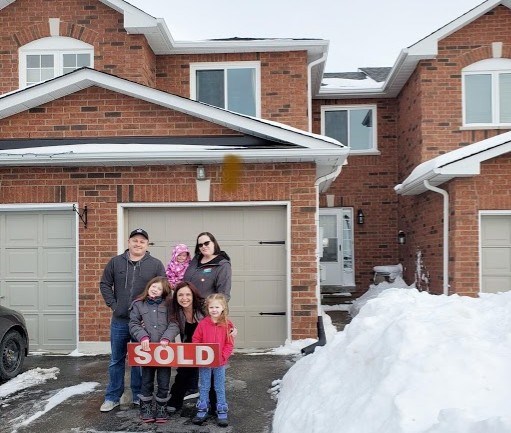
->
xmin=125 ymin=205 xmax=287 ymax=349
xmin=0 ymin=210 xmax=76 ymax=352
xmin=481 ymin=214 xmax=511 ymax=293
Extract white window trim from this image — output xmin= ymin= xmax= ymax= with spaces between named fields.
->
xmin=320 ymin=104 xmax=378 ymax=154
xmin=19 ymin=36 xmax=94 ymax=88
xmin=189 ymin=61 xmax=261 ymax=117
xmin=462 ymin=58 xmax=511 ymax=128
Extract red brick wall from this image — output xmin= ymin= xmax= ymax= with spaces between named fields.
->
xmin=156 ymin=51 xmax=309 ymax=130
xmin=0 ymin=163 xmax=318 ymax=342
xmin=396 ymin=6 xmax=511 ymax=294
xmin=0 ymin=0 xmax=156 ymax=93
xmin=311 ymin=98 xmax=400 ymax=289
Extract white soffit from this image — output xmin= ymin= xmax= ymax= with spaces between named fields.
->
xmin=395 ymin=131 xmax=511 ymax=196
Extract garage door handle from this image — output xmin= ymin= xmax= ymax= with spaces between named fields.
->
xmin=259 ymin=312 xmax=285 ymax=315
xmin=258 ymin=241 xmax=285 ymax=245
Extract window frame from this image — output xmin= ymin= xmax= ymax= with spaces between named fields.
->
xmin=19 ymin=36 xmax=94 ymax=88
xmin=462 ymin=58 xmax=511 ymax=129
xmin=189 ymin=61 xmax=261 ymax=117
xmin=320 ymin=104 xmax=378 ymax=154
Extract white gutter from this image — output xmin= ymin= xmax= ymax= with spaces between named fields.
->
xmin=423 ymin=180 xmax=449 ymax=296
xmin=308 ymin=52 xmax=328 ymax=132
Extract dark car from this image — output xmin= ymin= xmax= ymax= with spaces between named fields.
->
xmin=0 ymin=305 xmax=29 ymax=381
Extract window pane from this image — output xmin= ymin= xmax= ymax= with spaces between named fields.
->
xmin=77 ymin=53 xmax=91 ymax=67
xmin=196 ymin=70 xmax=225 ymax=108
xmin=465 ymin=74 xmax=492 ymax=123
xmin=227 ymin=68 xmax=256 ymax=116
xmin=324 ymin=110 xmax=348 ymax=145
xmin=499 ymin=73 xmax=511 ymax=123
xmin=349 ymin=108 xmax=373 ymax=150
xmin=26 ymin=69 xmax=40 ymax=84
xmin=41 ymin=68 xmax=54 ymax=80
xmin=63 ymin=54 xmax=76 ymax=68
xmin=26 ymin=55 xmax=40 ymax=68
xmin=40 ymin=54 xmax=54 ymax=68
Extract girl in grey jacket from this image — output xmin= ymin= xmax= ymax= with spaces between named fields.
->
xmin=129 ymin=276 xmax=179 ymax=423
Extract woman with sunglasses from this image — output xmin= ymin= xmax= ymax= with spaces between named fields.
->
xmin=183 ymin=232 xmax=231 ymax=300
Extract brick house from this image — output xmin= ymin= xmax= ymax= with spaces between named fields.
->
xmin=0 ymin=0 xmax=510 ymax=353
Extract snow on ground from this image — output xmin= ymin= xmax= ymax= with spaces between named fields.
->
xmin=10 ymin=382 xmax=98 ymax=431
xmin=0 ymin=367 xmax=59 ymax=399
xmin=272 ymin=287 xmax=511 ymax=433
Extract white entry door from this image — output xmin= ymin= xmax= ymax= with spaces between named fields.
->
xmin=319 ymin=208 xmax=355 ymax=287
xmin=481 ymin=213 xmax=511 ymax=293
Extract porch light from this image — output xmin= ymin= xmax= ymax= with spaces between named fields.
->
xmin=196 ymin=165 xmax=206 ymax=180
xmin=357 ymin=209 xmax=365 ymax=225
xmin=398 ymin=230 xmax=406 ymax=245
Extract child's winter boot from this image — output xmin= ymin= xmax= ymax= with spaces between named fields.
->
xmin=192 ymin=400 xmax=209 ymax=425
xmin=216 ymin=403 xmax=229 ymax=427
xmin=139 ymin=396 xmax=155 ymax=423
xmin=154 ymin=396 xmax=168 ymax=423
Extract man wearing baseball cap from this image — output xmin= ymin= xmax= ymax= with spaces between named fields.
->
xmin=99 ymin=228 xmax=166 ymax=412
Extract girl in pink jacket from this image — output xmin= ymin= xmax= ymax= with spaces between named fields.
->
xmin=165 ymin=243 xmax=191 ymax=289
xmin=191 ymin=293 xmax=234 ymax=427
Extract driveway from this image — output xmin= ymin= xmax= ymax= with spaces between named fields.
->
xmin=1 ymin=352 xmax=295 ymax=433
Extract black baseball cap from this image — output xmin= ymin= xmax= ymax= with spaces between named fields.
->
xmin=129 ymin=228 xmax=149 ymax=240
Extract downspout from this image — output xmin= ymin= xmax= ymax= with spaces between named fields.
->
xmin=301 ymin=164 xmax=343 ymax=355
xmin=423 ymin=180 xmax=449 ymax=296
xmin=307 ymin=52 xmax=328 ymax=132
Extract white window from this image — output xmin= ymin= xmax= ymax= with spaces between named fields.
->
xmin=463 ymin=58 xmax=511 ymax=127
xmin=190 ymin=62 xmax=261 ymax=117
xmin=321 ymin=105 xmax=377 ymax=153
xmin=19 ymin=36 xmax=93 ymax=88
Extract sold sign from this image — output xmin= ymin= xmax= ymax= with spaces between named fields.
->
xmin=127 ymin=342 xmax=220 ymax=367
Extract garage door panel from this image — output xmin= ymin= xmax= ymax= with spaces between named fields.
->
xmin=243 ymin=209 xmax=285 ymax=239
xmin=23 ymin=314 xmax=39 ymax=347
xmin=126 ymin=206 xmax=287 ymax=348
xmin=482 ymin=248 xmax=511 ymax=272
xmin=42 ymin=281 xmax=75 ymax=310
xmin=4 ymin=214 xmax=39 ymax=245
xmin=44 ymin=215 xmax=75 ymax=246
xmin=482 ymin=216 xmax=511 ymax=245
xmin=245 ymin=245 xmax=285 ymax=273
xmin=245 ymin=315 xmax=286 ymax=347
xmin=45 ymin=249 xmax=76 ymax=278
xmin=6 ymin=249 xmax=38 ymax=276
xmin=481 ymin=276 xmax=511 ymax=293
xmin=5 ymin=281 xmax=39 ymax=309
xmin=44 ymin=315 xmax=76 ymax=341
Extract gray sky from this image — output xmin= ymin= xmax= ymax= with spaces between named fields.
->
xmin=127 ymin=0 xmax=484 ymax=72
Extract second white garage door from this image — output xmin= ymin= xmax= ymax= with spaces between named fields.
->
xmin=125 ymin=205 xmax=287 ymax=349
xmin=481 ymin=213 xmax=511 ymax=293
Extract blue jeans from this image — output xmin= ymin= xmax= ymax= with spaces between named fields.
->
xmin=104 ymin=320 xmax=141 ymax=402
xmin=198 ymin=366 xmax=226 ymax=406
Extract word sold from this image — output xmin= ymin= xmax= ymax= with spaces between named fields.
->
xmin=127 ymin=342 xmax=220 ymax=367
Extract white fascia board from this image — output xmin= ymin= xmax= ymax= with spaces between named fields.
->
xmin=0 ymin=68 xmax=346 ymax=153
xmin=0 ymin=0 xmax=14 ymax=9
xmin=0 ymin=147 xmax=346 ymax=167
xmin=395 ymin=133 xmax=511 ymax=195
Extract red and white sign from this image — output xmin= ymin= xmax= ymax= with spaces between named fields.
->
xmin=127 ymin=342 xmax=220 ymax=367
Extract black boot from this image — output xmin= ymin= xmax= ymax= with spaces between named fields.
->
xmin=139 ymin=397 xmax=154 ymax=423
xmin=154 ymin=397 xmax=168 ymax=423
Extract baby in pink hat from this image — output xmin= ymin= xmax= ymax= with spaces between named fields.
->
xmin=165 ymin=243 xmax=191 ymax=289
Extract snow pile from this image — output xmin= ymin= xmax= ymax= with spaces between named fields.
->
xmin=273 ymin=288 xmax=511 ymax=433
xmin=0 ymin=367 xmax=59 ymax=399
xmin=349 ymin=276 xmax=414 ymax=316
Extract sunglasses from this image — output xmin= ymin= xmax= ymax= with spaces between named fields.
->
xmin=198 ymin=240 xmax=212 ymax=248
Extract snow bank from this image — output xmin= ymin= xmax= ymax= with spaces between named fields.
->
xmin=273 ymin=289 xmax=511 ymax=433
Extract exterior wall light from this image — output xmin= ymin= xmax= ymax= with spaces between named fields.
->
xmin=197 ymin=165 xmax=206 ymax=180
xmin=398 ymin=230 xmax=406 ymax=245
xmin=357 ymin=209 xmax=365 ymax=225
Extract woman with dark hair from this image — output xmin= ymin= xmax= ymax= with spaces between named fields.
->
xmin=183 ymin=232 xmax=231 ymax=300
xmin=167 ymin=281 xmax=204 ymax=413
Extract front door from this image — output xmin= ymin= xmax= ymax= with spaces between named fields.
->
xmin=319 ymin=208 xmax=355 ymax=287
